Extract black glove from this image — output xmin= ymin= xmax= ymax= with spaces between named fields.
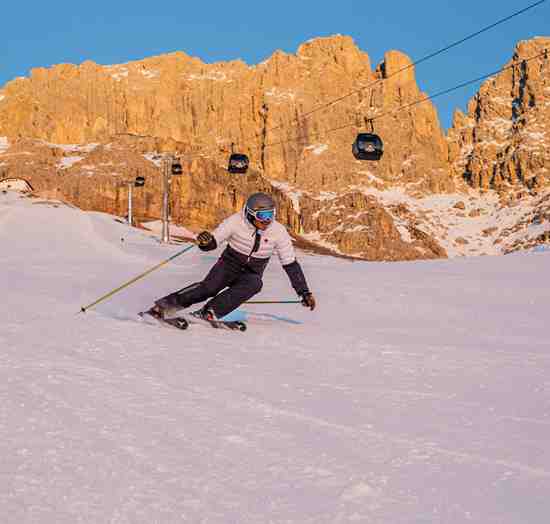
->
xmin=300 ymin=292 xmax=316 ymax=311
xmin=196 ymin=231 xmax=217 ymax=251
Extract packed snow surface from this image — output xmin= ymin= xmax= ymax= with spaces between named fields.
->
xmin=1 ymin=192 xmax=549 ymax=523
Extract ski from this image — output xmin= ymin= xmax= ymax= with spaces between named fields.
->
xmin=138 ymin=309 xmax=246 ymax=332
xmin=186 ymin=312 xmax=247 ymax=332
xmin=138 ymin=309 xmax=189 ymax=330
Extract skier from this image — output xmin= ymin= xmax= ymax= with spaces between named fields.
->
xmin=150 ymin=192 xmax=316 ymax=323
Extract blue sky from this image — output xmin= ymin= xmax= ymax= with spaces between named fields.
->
xmin=2 ymin=0 xmax=549 ymax=129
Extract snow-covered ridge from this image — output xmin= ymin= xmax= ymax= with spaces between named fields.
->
xmin=367 ymin=187 xmax=550 ymax=257
xmin=274 ymin=178 xmax=549 ymax=258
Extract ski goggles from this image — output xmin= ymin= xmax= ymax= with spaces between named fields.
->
xmin=247 ymin=207 xmax=275 ymax=223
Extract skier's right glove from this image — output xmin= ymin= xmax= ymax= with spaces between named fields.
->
xmin=196 ymin=231 xmax=217 ymax=251
xmin=300 ymin=291 xmax=316 ymax=311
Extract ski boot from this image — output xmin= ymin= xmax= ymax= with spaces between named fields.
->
xmin=151 ymin=297 xmax=181 ymax=319
xmin=189 ymin=307 xmax=218 ymax=324
xmin=139 ymin=304 xmax=189 ymax=330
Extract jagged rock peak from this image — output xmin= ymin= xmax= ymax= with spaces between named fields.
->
xmin=448 ymin=36 xmax=550 ymax=195
xmin=0 ymin=34 xmax=441 ymax=198
xmin=296 ymin=34 xmax=370 ymax=65
xmin=515 ymin=36 xmax=550 ymax=53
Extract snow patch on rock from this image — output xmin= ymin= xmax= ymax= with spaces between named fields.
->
xmin=58 ymin=156 xmax=84 ymax=169
xmin=143 ymin=153 xmax=163 ymax=167
xmin=140 ymin=69 xmax=159 ymax=79
xmin=188 ymin=71 xmax=230 ymax=82
xmin=0 ymin=137 xmax=9 ymax=153
xmin=45 ymin=142 xmax=99 ymax=154
xmin=305 ymin=144 xmax=328 ymax=155
xmin=270 ymin=180 xmax=303 ymax=213
xmin=110 ymin=68 xmax=129 ymax=82
xmin=301 ymin=231 xmax=348 ymax=256
xmin=369 ymin=188 xmax=550 ymax=257
xmin=265 ymin=88 xmax=296 ymax=102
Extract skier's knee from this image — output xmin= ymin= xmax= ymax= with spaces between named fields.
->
xmin=201 ymin=280 xmax=221 ymax=297
xmin=249 ymin=274 xmax=263 ymax=294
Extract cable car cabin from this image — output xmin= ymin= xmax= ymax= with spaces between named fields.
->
xmin=134 ymin=176 xmax=145 ymax=187
xmin=171 ymin=162 xmax=183 ymax=175
xmin=228 ymin=153 xmax=249 ymax=174
xmin=352 ymin=133 xmax=384 ymax=161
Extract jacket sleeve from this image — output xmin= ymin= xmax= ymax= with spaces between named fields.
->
xmin=274 ymin=224 xmax=297 ymax=266
xmin=283 ymin=260 xmax=310 ymax=296
xmin=276 ymin=225 xmax=310 ymax=295
xmin=212 ymin=213 xmax=238 ymax=246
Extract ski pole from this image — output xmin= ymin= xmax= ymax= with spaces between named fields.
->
xmin=79 ymin=244 xmax=195 ymax=314
xmin=244 ymin=300 xmax=302 ymax=305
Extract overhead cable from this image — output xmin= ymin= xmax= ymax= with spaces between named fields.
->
xmin=120 ymin=1 xmax=548 ymax=165
xmin=260 ymin=0 xmax=549 ymax=137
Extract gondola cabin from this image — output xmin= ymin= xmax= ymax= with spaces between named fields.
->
xmin=171 ymin=161 xmax=183 ymax=175
xmin=134 ymin=176 xmax=145 ymax=187
xmin=228 ymin=153 xmax=249 ymax=174
xmin=352 ymin=133 xmax=384 ymax=161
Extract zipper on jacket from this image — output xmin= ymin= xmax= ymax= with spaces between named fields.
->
xmin=246 ymin=230 xmax=261 ymax=263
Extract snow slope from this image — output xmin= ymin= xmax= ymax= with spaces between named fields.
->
xmin=1 ymin=192 xmax=549 ymax=523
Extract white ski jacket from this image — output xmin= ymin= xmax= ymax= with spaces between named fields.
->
xmin=212 ymin=211 xmax=296 ymax=266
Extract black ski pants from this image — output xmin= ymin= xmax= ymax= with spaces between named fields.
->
xmin=161 ymin=257 xmax=263 ymax=318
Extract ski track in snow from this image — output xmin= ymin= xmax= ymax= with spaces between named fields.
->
xmin=1 ymin=191 xmax=550 ymax=523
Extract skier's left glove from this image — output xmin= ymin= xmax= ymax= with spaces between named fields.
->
xmin=300 ymin=291 xmax=316 ymax=311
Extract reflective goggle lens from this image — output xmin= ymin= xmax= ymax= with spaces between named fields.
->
xmin=255 ymin=209 xmax=274 ymax=222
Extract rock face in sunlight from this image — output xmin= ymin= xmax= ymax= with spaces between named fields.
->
xmin=0 ymin=36 xmax=452 ymax=195
xmin=448 ymin=38 xmax=550 ymax=196
xmin=0 ymin=137 xmax=447 ymax=261
xmin=0 ymin=36 xmax=549 ymax=259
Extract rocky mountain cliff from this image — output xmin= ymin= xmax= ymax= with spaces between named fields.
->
xmin=1 ymin=36 xmax=549 ymax=259
xmin=448 ymin=37 xmax=550 ymax=196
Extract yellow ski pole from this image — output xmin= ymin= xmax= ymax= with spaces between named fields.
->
xmin=79 ymin=244 xmax=195 ymax=314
